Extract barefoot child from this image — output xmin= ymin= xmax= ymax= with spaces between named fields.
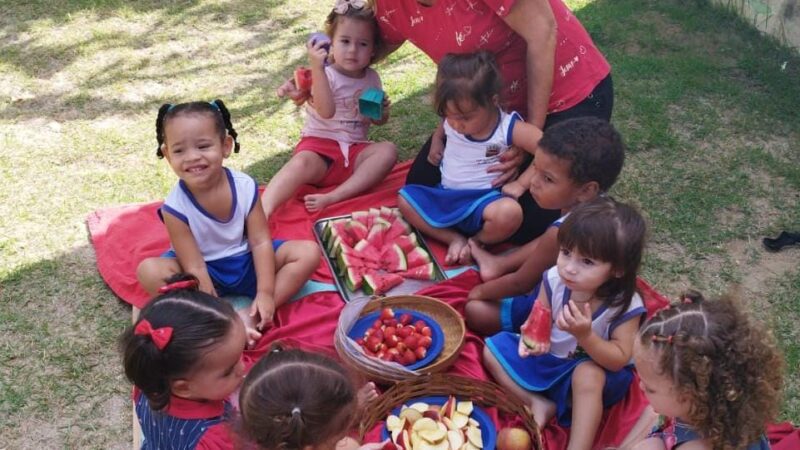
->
xmin=465 ymin=117 xmax=626 ymax=335
xmin=484 ymin=198 xmax=647 ymax=450
xmin=398 ymin=51 xmax=544 ymax=265
xmin=120 ymin=275 xmax=248 ymax=449
xmin=237 ymin=345 xmax=384 ymax=450
xmin=262 ymin=0 xmax=397 ymax=216
xmin=136 ymin=100 xmax=319 ymax=339
xmin=631 ymin=292 xmax=782 ymax=450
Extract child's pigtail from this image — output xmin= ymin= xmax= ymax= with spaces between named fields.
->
xmin=155 ymin=103 xmax=172 ymax=158
xmin=121 ymin=324 xmax=172 ymax=410
xmin=212 ymin=99 xmax=240 ymax=153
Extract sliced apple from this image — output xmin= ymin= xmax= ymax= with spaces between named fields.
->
xmin=441 ymin=396 xmax=457 ymax=419
xmin=442 ymin=416 xmax=459 ymax=431
xmin=461 ymin=443 xmax=480 ymax=450
xmin=412 ymin=417 xmax=439 ymax=433
xmin=397 ymin=430 xmax=412 ymax=450
xmin=450 ymin=411 xmax=469 ymax=429
xmin=466 ymin=426 xmax=483 ymax=448
xmin=410 ymin=402 xmax=430 ymax=413
xmin=447 ymin=429 xmax=465 ymax=449
xmin=456 ymin=400 xmax=473 ymax=416
xmin=418 ymin=425 xmax=447 ymax=444
xmin=399 ymin=407 xmax=423 ymax=424
xmin=411 ymin=430 xmax=424 ymax=449
xmin=467 ymin=418 xmax=479 ymax=427
xmin=386 ymin=415 xmax=403 ymax=432
xmin=418 ymin=440 xmax=449 ymax=450
xmin=422 ymin=409 xmax=441 ymax=422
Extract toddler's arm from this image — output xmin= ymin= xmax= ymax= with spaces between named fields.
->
xmin=246 ymin=197 xmax=277 ymax=331
xmin=559 ymin=306 xmax=640 ymax=372
xmin=427 ymin=122 xmax=445 ymax=165
xmin=510 ymin=120 xmax=543 ymax=155
xmin=308 ymin=40 xmax=335 ymax=118
xmin=468 ymin=226 xmax=559 ymax=300
xmin=370 ymin=93 xmax=392 ymax=126
xmin=163 ymin=213 xmax=217 ymax=296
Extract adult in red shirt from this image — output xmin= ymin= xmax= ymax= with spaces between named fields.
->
xmin=374 ymin=0 xmax=613 ymax=243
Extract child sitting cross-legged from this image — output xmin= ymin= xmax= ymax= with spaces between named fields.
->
xmin=484 ymin=197 xmax=648 ymax=450
xmin=398 ymin=51 xmax=543 ymax=266
xmin=465 ymin=117 xmax=627 ymax=336
xmin=631 ymin=291 xmax=783 ymax=450
xmin=136 ymin=100 xmax=319 ymax=343
xmin=120 ymin=274 xmax=248 ymax=450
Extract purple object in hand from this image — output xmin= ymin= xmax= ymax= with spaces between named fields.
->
xmin=308 ymin=32 xmax=331 ymax=52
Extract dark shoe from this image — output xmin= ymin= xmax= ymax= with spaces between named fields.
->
xmin=763 ymin=231 xmax=800 ymax=252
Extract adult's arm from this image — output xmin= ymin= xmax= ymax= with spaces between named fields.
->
xmin=501 ymin=0 xmax=557 ymax=130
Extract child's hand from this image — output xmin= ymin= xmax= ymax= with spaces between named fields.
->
xmin=502 ymin=180 xmax=526 ymax=199
xmin=245 ymin=327 xmax=263 ymax=349
xmin=517 ymin=321 xmax=551 ymax=357
xmin=379 ymin=94 xmax=392 ymax=122
xmin=556 ymin=300 xmax=592 ymax=341
xmin=428 ymin=141 xmax=444 ymax=165
xmin=276 ymin=78 xmax=310 ymax=106
xmin=488 ymin=146 xmax=523 ymax=188
xmin=307 ymin=39 xmax=329 ymax=70
xmin=250 ymin=292 xmax=276 ymax=331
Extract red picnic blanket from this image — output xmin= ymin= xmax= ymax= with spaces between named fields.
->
xmin=87 ymin=161 xmax=796 ymax=449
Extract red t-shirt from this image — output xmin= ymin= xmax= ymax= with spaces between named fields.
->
xmin=373 ymin=0 xmax=610 ymax=117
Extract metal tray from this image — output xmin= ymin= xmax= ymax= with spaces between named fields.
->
xmin=313 ymin=212 xmax=447 ymax=303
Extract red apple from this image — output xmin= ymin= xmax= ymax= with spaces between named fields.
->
xmin=421 ymin=326 xmax=432 ymax=337
xmin=402 ymin=349 xmax=417 ymax=365
xmin=384 ymin=326 xmax=397 ymax=339
xmin=403 ymin=335 xmax=419 ymax=350
xmin=397 ymin=326 xmax=413 ymax=339
xmin=365 ymin=335 xmax=381 ymax=353
xmin=380 ymin=307 xmax=395 ymax=321
xmin=414 ymin=347 xmax=427 ymax=360
xmin=419 ymin=336 xmax=432 ymax=349
xmin=399 ymin=313 xmax=412 ymax=325
xmin=383 ymin=318 xmax=398 ymax=327
xmin=414 ymin=320 xmax=426 ymax=331
xmin=497 ymin=427 xmax=532 ymax=450
xmin=385 ymin=335 xmax=400 ymax=348
xmin=372 ymin=319 xmax=383 ymax=329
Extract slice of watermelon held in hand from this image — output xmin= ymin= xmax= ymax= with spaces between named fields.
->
xmin=294 ymin=67 xmax=313 ymax=91
xmin=521 ymin=302 xmax=551 ymax=349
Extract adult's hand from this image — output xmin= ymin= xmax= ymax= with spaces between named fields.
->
xmin=488 ymin=146 xmax=524 ymax=187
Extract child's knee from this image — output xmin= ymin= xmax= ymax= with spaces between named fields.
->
xmin=572 ymin=362 xmax=606 ymax=394
xmin=485 ymin=199 xmax=523 ymax=228
xmin=464 ymin=299 xmax=500 ymax=334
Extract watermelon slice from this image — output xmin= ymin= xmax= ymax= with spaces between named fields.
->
xmin=354 ymin=240 xmax=382 ymax=263
xmin=343 ymin=267 xmax=364 ymax=291
xmin=330 ymin=221 xmax=356 ymax=247
xmin=366 ymin=223 xmax=387 ymax=249
xmin=381 ymin=243 xmax=408 ymax=272
xmin=394 ymin=234 xmax=418 ymax=253
xmin=379 ymin=206 xmax=395 ymax=220
xmin=345 ymin=220 xmax=368 ymax=241
xmin=398 ymin=262 xmax=436 ymax=280
xmin=336 ymin=249 xmax=365 ymax=274
xmin=351 ymin=210 xmax=372 ymax=229
xmin=384 ymin=217 xmax=412 ymax=242
xmin=362 ymin=272 xmax=404 ymax=295
xmin=405 ymin=247 xmax=432 ymax=268
xmin=521 ymin=302 xmax=552 ymax=349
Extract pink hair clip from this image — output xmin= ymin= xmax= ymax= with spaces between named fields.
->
xmin=134 ymin=319 xmax=174 ymax=351
xmin=157 ymin=279 xmax=198 ymax=294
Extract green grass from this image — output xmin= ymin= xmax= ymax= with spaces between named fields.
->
xmin=1 ymin=0 xmax=799 ymax=446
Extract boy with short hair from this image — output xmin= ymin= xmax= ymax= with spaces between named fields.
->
xmin=465 ymin=117 xmax=626 ymax=335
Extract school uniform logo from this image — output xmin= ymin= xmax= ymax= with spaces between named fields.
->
xmin=485 ymin=144 xmax=501 ymax=157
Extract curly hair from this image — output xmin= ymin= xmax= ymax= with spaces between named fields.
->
xmin=639 ymin=292 xmax=783 ymax=450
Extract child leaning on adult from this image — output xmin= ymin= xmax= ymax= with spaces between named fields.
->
xmin=278 ymin=0 xmax=612 ymax=243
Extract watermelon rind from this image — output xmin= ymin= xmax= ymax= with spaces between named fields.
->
xmin=383 ymin=243 xmax=408 ymax=272
xmin=405 ymin=246 xmax=432 ymax=268
xmin=399 ymin=262 xmax=436 ymax=280
xmin=344 ymin=267 xmax=363 ymax=291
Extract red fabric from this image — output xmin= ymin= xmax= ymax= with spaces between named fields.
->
xmin=372 ymin=0 xmax=611 ymax=116
xmin=294 ymin=137 xmax=372 ymax=187
xmin=768 ymin=422 xmax=800 ymax=450
xmin=86 ymin=161 xmax=451 ymax=309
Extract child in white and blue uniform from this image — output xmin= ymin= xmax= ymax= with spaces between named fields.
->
xmin=399 ymin=51 xmax=544 ymax=265
xmin=484 ymin=197 xmax=648 ymax=449
xmin=137 ymin=100 xmax=320 ymax=341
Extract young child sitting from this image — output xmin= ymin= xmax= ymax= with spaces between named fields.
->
xmin=136 ymin=100 xmax=319 ymax=340
xmin=262 ymin=0 xmax=397 ymax=216
xmin=631 ymin=292 xmax=783 ymax=450
xmin=483 ymin=197 xmax=648 ymax=450
xmin=465 ymin=117 xmax=626 ymax=335
xmin=398 ymin=51 xmax=544 ymax=265
xmin=120 ymin=274 xmax=247 ymax=449
xmin=237 ymin=345 xmax=384 ymax=450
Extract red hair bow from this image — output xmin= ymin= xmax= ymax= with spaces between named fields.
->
xmin=157 ymin=279 xmax=198 ymax=294
xmin=134 ymin=319 xmax=173 ymax=351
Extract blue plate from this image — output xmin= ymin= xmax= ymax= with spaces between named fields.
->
xmin=348 ymin=309 xmax=444 ymax=370
xmin=381 ymin=395 xmax=497 ymax=450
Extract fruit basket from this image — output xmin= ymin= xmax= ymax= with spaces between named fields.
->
xmin=313 ymin=207 xmax=447 ymax=303
xmin=335 ymin=295 xmax=465 ymax=383
xmin=358 ymin=373 xmax=542 ymax=450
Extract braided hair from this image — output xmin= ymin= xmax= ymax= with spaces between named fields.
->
xmin=118 ymin=273 xmax=239 ymax=410
xmin=237 ymin=345 xmax=358 ymax=450
xmin=154 ymin=99 xmax=240 ymax=158
xmin=638 ymin=292 xmax=783 ymax=450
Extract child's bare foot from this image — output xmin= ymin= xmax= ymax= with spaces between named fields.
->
xmin=445 ymin=236 xmax=468 ymax=265
xmin=458 ymin=241 xmax=473 ymax=265
xmin=469 ymin=239 xmax=503 ymax=281
xmin=357 ymin=381 xmax=378 ymax=408
xmin=304 ymin=193 xmax=338 ymax=212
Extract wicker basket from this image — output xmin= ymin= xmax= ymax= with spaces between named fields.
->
xmin=335 ymin=295 xmax=466 ymax=383
xmin=358 ymin=373 xmax=542 ymax=450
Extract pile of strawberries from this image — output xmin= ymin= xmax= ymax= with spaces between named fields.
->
xmin=355 ymin=307 xmax=434 ymax=366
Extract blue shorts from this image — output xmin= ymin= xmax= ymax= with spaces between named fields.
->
xmin=162 ymin=239 xmax=284 ymax=298
xmin=399 ymin=185 xmax=504 ymax=236
xmin=499 ymin=283 xmax=540 ymax=332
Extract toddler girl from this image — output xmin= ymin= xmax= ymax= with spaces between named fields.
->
xmin=136 ymin=100 xmax=319 ymax=337
xmin=120 ymin=274 xmax=246 ymax=449
xmin=262 ymin=0 xmax=397 ymax=216
xmin=398 ymin=51 xmax=544 ymax=265
xmin=237 ymin=345 xmax=383 ymax=450
xmin=632 ymin=292 xmax=783 ymax=450
xmin=483 ymin=197 xmax=647 ymax=450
